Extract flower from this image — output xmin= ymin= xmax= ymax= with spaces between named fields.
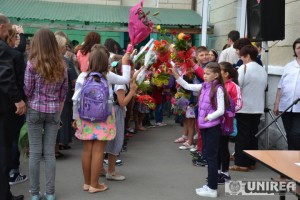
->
xmin=136 ymin=95 xmax=156 ymax=110
xmin=156 ymin=25 xmax=161 ymax=30
xmin=178 ymin=33 xmax=185 ymax=40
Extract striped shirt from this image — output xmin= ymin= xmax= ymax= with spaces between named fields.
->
xmin=24 ymin=61 xmax=68 ymax=113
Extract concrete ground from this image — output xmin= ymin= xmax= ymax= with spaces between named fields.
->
xmin=11 ymin=118 xmax=297 ymax=200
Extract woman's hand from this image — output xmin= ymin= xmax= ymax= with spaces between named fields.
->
xmin=72 ymin=120 xmax=78 ymax=129
xmin=273 ymin=103 xmax=280 ymax=116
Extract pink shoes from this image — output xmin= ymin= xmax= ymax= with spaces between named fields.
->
xmin=174 ymin=135 xmax=188 ymax=143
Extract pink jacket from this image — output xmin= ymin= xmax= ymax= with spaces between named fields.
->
xmin=225 ymin=79 xmax=242 ymax=112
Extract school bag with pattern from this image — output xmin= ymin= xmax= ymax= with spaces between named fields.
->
xmin=221 ymin=95 xmax=235 ymax=136
xmin=79 ymin=72 xmax=110 ymax=122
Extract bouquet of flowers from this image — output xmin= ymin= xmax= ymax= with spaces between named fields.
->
xmin=136 ymin=94 xmax=156 ymax=110
xmin=172 ymin=96 xmax=189 ymax=115
xmin=137 ymin=79 xmax=152 ymax=93
xmin=171 ymin=32 xmax=195 ymax=77
xmin=152 ymin=39 xmax=172 ymax=74
xmin=151 ymin=72 xmax=170 ymax=87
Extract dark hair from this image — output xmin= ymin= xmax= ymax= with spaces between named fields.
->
xmin=87 ymin=44 xmax=109 ymax=75
xmin=209 ymin=49 xmax=218 ymax=62
xmin=293 ymin=38 xmax=300 ymax=57
xmin=0 ymin=13 xmax=9 ymax=25
xmin=104 ymin=38 xmax=123 ymax=55
xmin=81 ymin=32 xmax=101 ymax=55
xmin=228 ymin=30 xmax=240 ymax=43
xmin=233 ymin=38 xmax=251 ymax=50
xmin=239 ymin=45 xmax=258 ymax=61
xmin=255 ymin=42 xmax=262 ymax=49
xmin=219 ymin=62 xmax=238 ymax=85
xmin=204 ymin=62 xmax=229 ymax=109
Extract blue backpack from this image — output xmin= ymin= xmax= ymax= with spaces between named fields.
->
xmin=221 ymin=96 xmax=235 ymax=136
xmin=78 ymin=72 xmax=110 ymax=122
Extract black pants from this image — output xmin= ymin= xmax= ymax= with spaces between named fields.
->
xmin=10 ymin=114 xmax=25 ymax=171
xmin=218 ymin=136 xmax=230 ymax=172
xmin=235 ymin=113 xmax=261 ymax=167
xmin=281 ymin=112 xmax=300 ymax=150
xmin=201 ymin=125 xmax=221 ymax=190
xmin=0 ymin=112 xmax=13 ymax=200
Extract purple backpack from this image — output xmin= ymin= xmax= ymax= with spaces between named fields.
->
xmin=79 ymin=72 xmax=110 ymax=122
xmin=221 ymin=96 xmax=235 ymax=136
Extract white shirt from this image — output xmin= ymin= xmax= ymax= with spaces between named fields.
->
xmin=218 ymin=45 xmax=239 ymax=64
xmin=278 ymin=59 xmax=300 ymax=112
xmin=237 ymin=62 xmax=267 ymax=114
xmin=176 ymin=77 xmax=225 ymax=121
xmin=72 ymin=65 xmax=131 ymax=119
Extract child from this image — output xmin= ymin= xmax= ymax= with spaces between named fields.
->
xmin=24 ymin=28 xmax=68 ymax=200
xmin=217 ymin=62 xmax=242 ymax=184
xmin=104 ymin=60 xmax=138 ymax=180
xmin=72 ymin=45 xmax=138 ymax=193
xmin=172 ymin=62 xmax=228 ymax=198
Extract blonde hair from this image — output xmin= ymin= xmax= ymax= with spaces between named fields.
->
xmin=29 ymin=28 xmax=65 ymax=83
xmin=55 ymin=34 xmax=67 ymax=48
xmin=5 ymin=27 xmax=17 ymax=47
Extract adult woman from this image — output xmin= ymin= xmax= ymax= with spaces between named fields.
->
xmin=229 ymin=45 xmax=267 ymax=172
xmin=274 ymin=38 xmax=300 ymax=150
xmin=77 ymin=32 xmax=101 ymax=72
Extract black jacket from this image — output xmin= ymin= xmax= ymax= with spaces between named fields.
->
xmin=0 ymin=40 xmax=22 ymax=113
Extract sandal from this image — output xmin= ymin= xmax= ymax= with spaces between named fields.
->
xmin=229 ymin=165 xmax=249 ymax=172
xmin=174 ymin=136 xmax=187 ymax=143
xmin=88 ymin=183 xmax=108 ymax=193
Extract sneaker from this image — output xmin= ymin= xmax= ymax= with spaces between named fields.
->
xmin=189 ymin=146 xmax=198 ymax=153
xmin=218 ymin=173 xmax=231 ymax=185
xmin=155 ymin=122 xmax=167 ymax=127
xmin=191 ymin=151 xmax=201 ymax=160
xmin=104 ymin=159 xmax=122 ymax=166
xmin=145 ymin=123 xmax=156 ymax=128
xmin=31 ymin=192 xmax=42 ymax=200
xmin=106 ymin=172 xmax=126 ymax=181
xmin=193 ymin=158 xmax=208 ymax=167
xmin=9 ymin=172 xmax=28 ymax=185
xmin=44 ymin=193 xmax=55 ymax=200
xmin=195 ymin=185 xmax=217 ymax=198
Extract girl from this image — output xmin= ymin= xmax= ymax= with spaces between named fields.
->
xmin=217 ymin=62 xmax=242 ymax=184
xmin=77 ymin=32 xmax=101 ymax=72
xmin=24 ymin=29 xmax=68 ymax=200
xmin=208 ymin=49 xmax=219 ymax=62
xmin=104 ymin=60 xmax=137 ymax=180
xmin=72 ymin=44 xmax=140 ymax=193
xmin=172 ymin=62 xmax=228 ymax=198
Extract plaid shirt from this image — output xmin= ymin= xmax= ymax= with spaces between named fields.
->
xmin=24 ymin=61 xmax=68 ymax=113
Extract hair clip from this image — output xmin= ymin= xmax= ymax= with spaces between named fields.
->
xmin=111 ymin=61 xmax=119 ymax=67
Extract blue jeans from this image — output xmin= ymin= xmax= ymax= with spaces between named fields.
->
xmin=155 ymin=104 xmax=163 ymax=123
xmin=27 ymin=107 xmax=60 ymax=196
xmin=201 ymin=125 xmax=221 ymax=190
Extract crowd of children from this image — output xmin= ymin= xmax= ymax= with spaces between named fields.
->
xmin=1 ymin=20 xmax=271 ymax=200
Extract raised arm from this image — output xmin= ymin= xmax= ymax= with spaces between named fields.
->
xmin=172 ymin=66 xmax=202 ymax=92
